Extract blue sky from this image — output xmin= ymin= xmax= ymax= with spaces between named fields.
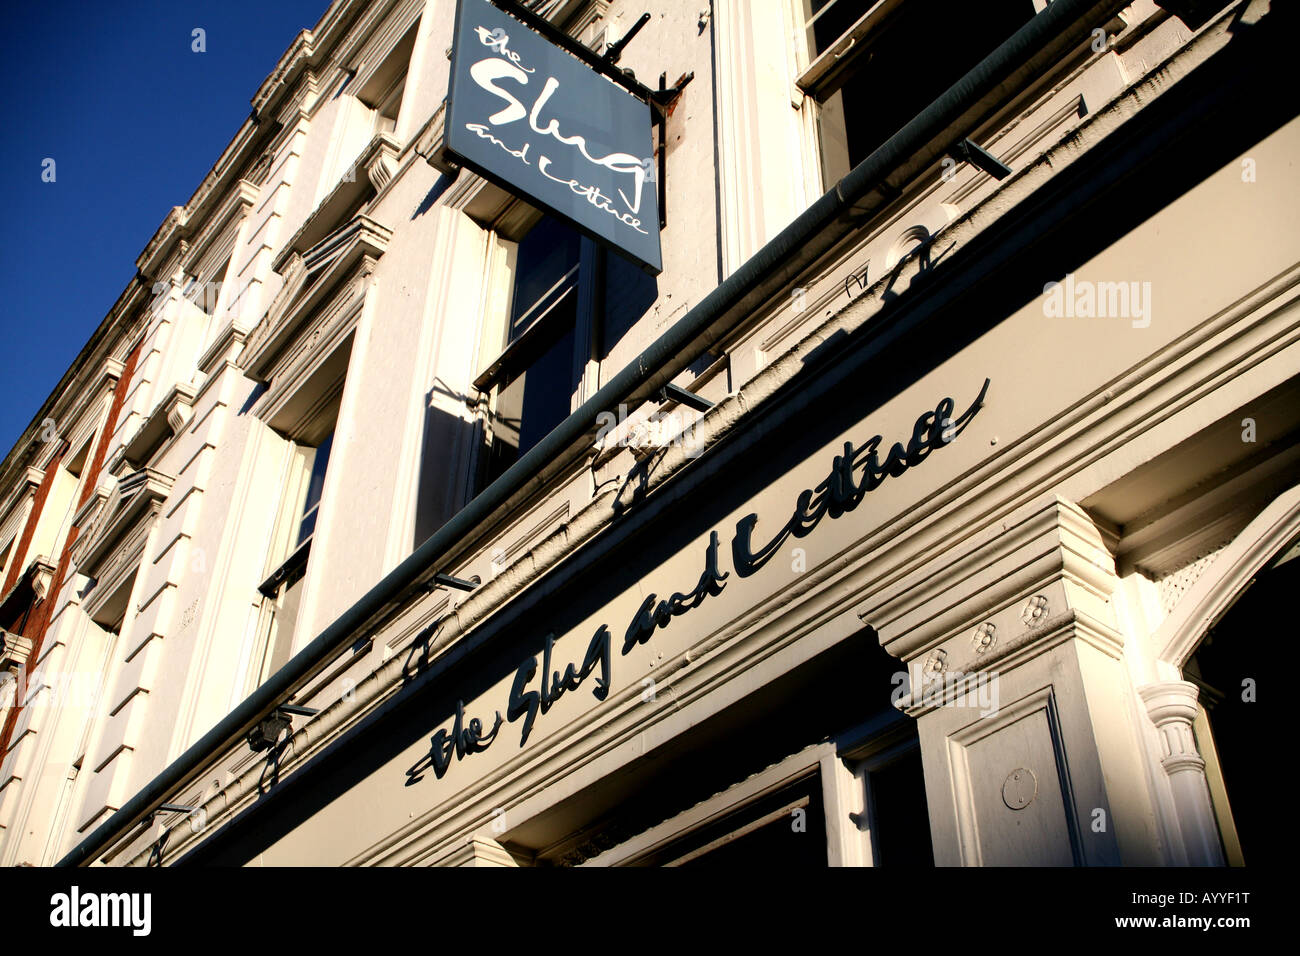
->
xmin=0 ymin=0 xmax=332 ymax=458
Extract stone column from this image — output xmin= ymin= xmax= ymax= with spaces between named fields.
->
xmin=863 ymin=496 xmax=1165 ymax=865
xmin=1138 ymin=681 xmax=1224 ymax=866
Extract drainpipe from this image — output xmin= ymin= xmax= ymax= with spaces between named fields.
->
xmin=58 ymin=0 xmax=1131 ymax=867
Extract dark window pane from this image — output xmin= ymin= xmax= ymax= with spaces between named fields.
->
xmin=680 ymin=782 xmax=827 ymax=868
xmin=510 ymin=215 xmax=582 ymax=339
xmin=487 ymin=298 xmax=580 ymax=485
xmin=823 ymin=2 xmax=1037 ymax=171
xmin=297 ymin=431 xmax=334 ymax=547
xmin=869 ymin=749 xmax=935 ymax=866
xmin=297 ymin=506 xmax=319 ymax=546
xmin=517 ymin=318 xmax=578 ymax=452
xmin=681 ymin=810 xmax=827 ymax=868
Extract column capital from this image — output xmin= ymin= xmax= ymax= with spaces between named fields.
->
xmin=1138 ymin=681 xmax=1205 ymax=774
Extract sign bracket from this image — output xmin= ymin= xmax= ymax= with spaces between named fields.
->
xmin=488 ymin=0 xmax=660 ymax=104
xmin=653 ymin=71 xmax=694 ymax=229
xmin=602 ymin=13 xmax=651 ymax=65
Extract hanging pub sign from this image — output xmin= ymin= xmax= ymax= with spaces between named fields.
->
xmin=445 ymin=0 xmax=663 ymax=274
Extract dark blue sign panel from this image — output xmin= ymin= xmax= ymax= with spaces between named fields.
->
xmin=446 ymin=0 xmax=662 ymax=274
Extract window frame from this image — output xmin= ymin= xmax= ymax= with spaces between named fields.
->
xmin=250 ymin=399 xmax=341 ymax=692
xmin=840 ymin=714 xmax=935 ymax=867
xmin=472 ymin=210 xmax=611 ymax=487
xmin=790 ymin=0 xmax=1043 ymax=190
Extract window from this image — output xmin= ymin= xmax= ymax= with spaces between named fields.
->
xmin=674 ymin=775 xmax=828 ymax=868
xmin=188 ymin=255 xmax=231 ymax=317
xmin=87 ymin=566 xmax=137 ymax=637
xmin=356 ymin=19 xmax=420 ymax=138
xmin=476 ymin=213 xmax=657 ymax=487
xmin=373 ymin=73 xmax=407 ymax=136
xmin=254 ymin=414 xmax=337 ymax=689
xmin=797 ymin=0 xmax=1039 ymax=186
xmin=849 ymin=736 xmax=935 ymax=866
xmin=36 ymin=438 xmax=92 ymax=563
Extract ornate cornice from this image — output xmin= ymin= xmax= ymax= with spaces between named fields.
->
xmin=77 ymin=468 xmax=175 ymax=581
xmin=273 ymin=134 xmax=399 ymax=274
xmin=0 ymin=629 xmax=33 ymax=670
xmin=197 ymin=319 xmax=254 ymax=378
xmin=867 ymin=495 xmax=1120 ymax=665
xmin=244 ymin=214 xmax=391 ymax=383
xmin=0 ymin=467 xmax=45 ymax=533
xmin=119 ymin=382 xmax=199 ymax=471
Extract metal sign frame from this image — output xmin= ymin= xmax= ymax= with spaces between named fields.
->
xmin=445 ymin=0 xmax=666 ymax=273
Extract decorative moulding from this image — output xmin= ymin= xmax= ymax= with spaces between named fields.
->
xmin=183 ymin=180 xmax=260 ymax=276
xmin=95 ymin=358 xmax=126 ymax=395
xmin=1150 ymin=481 xmax=1300 ymax=672
xmin=1 ymin=630 xmax=34 ymax=670
xmin=0 ymin=468 xmax=45 ymax=531
xmin=414 ymin=101 xmax=460 ymax=177
xmin=243 ymin=214 xmax=390 ymax=383
xmin=197 ymin=319 xmax=254 ymax=377
xmin=120 ymin=382 xmax=199 ymax=470
xmin=335 ymin=0 xmax=423 ymax=89
xmin=429 ymin=836 xmax=520 ymax=868
xmin=0 ymin=557 xmax=57 ymax=626
xmin=29 ymin=559 xmax=57 ymax=603
xmin=77 ymin=468 xmax=175 ymax=581
xmin=273 ymin=70 xmax=320 ymax=128
xmin=866 ymin=495 xmax=1120 ymax=665
xmin=250 ymin=29 xmax=315 ymax=119
xmin=365 ymin=137 xmax=401 ymax=193
xmin=136 ymin=206 xmax=187 ymax=282
xmin=273 ymin=134 xmax=398 ymax=274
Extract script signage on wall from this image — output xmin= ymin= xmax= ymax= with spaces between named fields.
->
xmin=406 ymin=379 xmax=991 ymax=784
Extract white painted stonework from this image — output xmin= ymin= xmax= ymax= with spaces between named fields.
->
xmin=0 ymin=0 xmax=1293 ymax=868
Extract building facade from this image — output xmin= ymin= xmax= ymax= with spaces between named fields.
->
xmin=0 ymin=0 xmax=1292 ymax=867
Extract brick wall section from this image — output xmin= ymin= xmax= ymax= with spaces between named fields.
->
xmin=0 ymin=338 xmax=142 ymax=763
xmin=1 ymin=447 xmax=64 ymax=600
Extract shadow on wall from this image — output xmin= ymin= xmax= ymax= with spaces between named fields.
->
xmin=601 ymin=247 xmax=659 ymax=360
xmin=411 ymin=174 xmax=456 ymax=220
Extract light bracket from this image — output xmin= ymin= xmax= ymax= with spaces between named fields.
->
xmin=948 ymin=138 xmax=1012 ymax=180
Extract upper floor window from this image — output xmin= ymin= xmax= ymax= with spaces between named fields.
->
xmin=294 ymin=429 xmax=333 ymax=548
xmin=475 ymin=213 xmax=657 ymax=488
xmin=797 ymin=0 xmax=1039 ymax=186
xmin=38 ymin=437 xmax=92 ymax=562
xmin=254 ymin=407 xmax=338 ymax=690
xmin=356 ymin=19 xmax=420 ymax=139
